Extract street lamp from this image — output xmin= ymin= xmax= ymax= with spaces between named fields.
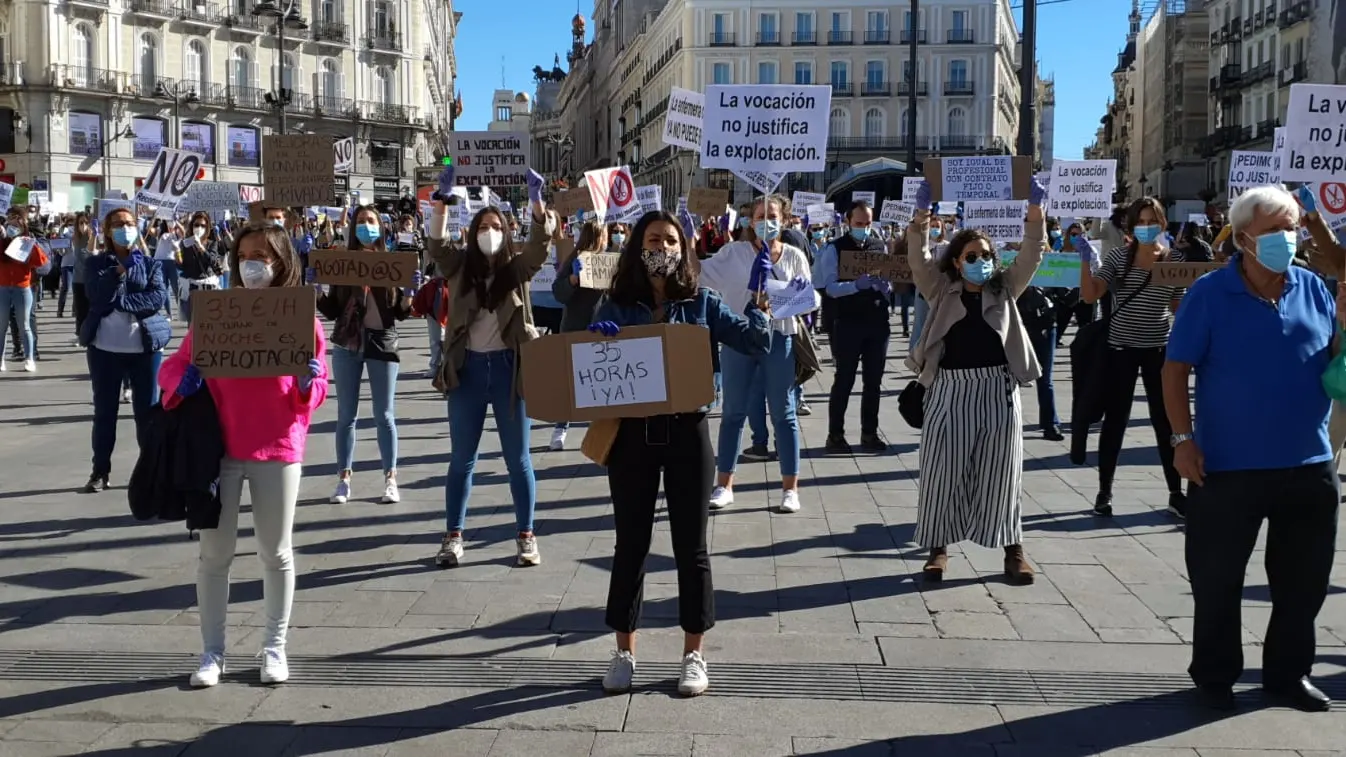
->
xmin=253 ymin=0 xmax=309 ymax=135
xmin=155 ymin=80 xmax=201 ymax=149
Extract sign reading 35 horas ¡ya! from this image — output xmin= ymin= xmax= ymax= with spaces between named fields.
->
xmin=700 ymin=85 xmax=832 ymax=173
xmin=450 ymin=131 xmax=531 ymax=188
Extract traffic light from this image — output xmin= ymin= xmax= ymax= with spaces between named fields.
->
xmin=441 ymin=156 xmax=453 ymax=166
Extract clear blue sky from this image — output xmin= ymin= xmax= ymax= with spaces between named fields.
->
xmin=453 ymin=0 xmax=1132 ymax=161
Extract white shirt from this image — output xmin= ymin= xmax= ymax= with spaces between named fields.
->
xmin=93 ymin=311 xmax=144 ymax=353
xmin=467 ymin=308 xmax=507 ymax=353
xmin=154 ymin=235 xmax=179 ymax=261
xmin=699 ymin=240 xmax=815 ymax=336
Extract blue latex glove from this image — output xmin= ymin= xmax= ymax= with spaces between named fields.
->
xmin=914 ymin=180 xmax=933 ymax=212
xmin=298 ymin=359 xmax=322 ymax=392
xmin=1073 ymin=236 xmax=1096 ymax=262
xmin=127 ymin=250 xmax=146 ymax=269
xmin=526 ymin=169 xmax=546 ymax=204
xmin=855 ymin=273 xmax=875 ymax=290
xmin=305 ymin=267 xmax=319 ymax=284
xmin=746 ymin=243 xmax=774 ymax=292
xmin=1029 ymin=177 xmax=1049 ymax=206
xmin=571 ymin=257 xmax=583 ymax=276
xmin=433 ymin=163 xmax=456 ymax=200
xmin=719 ymin=214 xmax=731 ymax=233
xmin=788 ymin=275 xmax=810 ymax=292
xmin=1298 ymin=185 xmax=1318 ymax=214
xmin=176 ymin=365 xmax=204 ymax=398
xmin=589 ymin=320 xmax=621 ymax=337
xmin=411 ymin=270 xmax=424 ymax=290
xmin=677 ymin=208 xmax=695 ymax=240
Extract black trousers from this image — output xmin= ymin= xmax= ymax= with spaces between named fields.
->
xmin=1186 ymin=461 xmax=1338 ymax=689
xmin=1098 ymin=346 xmax=1182 ymax=493
xmin=605 ymin=414 xmax=715 ymax=635
xmin=828 ymin=320 xmax=890 ymax=437
xmin=72 ymin=284 xmax=89 ymax=336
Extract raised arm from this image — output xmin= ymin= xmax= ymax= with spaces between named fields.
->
xmin=1004 ymin=178 xmax=1050 ymax=298
xmin=510 ymin=169 xmax=556 ymax=281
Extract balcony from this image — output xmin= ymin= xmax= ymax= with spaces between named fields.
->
xmin=1289 ymin=59 xmax=1308 ymax=84
xmin=1258 ymin=118 xmax=1279 ymax=138
xmin=792 ymin=31 xmax=817 ymax=45
xmin=312 ymin=20 xmax=349 ymax=46
xmin=940 ymin=136 xmax=980 ymax=150
xmin=362 ymin=101 xmax=415 ymax=123
xmin=900 ymin=29 xmax=927 ymax=44
xmin=830 ymin=82 xmax=854 ymax=97
xmin=947 ymin=29 xmax=976 ymax=44
xmin=755 ymin=31 xmax=781 ymax=46
xmin=366 ymin=31 xmax=402 ymax=53
xmin=1243 ymin=17 xmax=1253 ymax=34
xmin=827 ymin=31 xmax=853 ymax=45
xmin=861 ymin=80 xmax=891 ymax=96
xmin=128 ymin=0 xmax=175 ymax=20
xmin=1254 ymin=9 xmax=1264 ymax=28
xmin=707 ymin=32 xmax=735 ymax=47
xmin=316 ymin=95 xmax=356 ymax=117
xmin=179 ymin=1 xmax=222 ymax=27
xmin=1228 ymin=18 xmax=1243 ymax=40
xmin=864 ymin=29 xmax=890 ymax=44
xmin=1214 ymin=64 xmax=1241 ymax=92
xmin=67 ymin=0 xmax=109 ymax=12
xmin=1241 ymin=61 xmax=1273 ymax=86
xmin=228 ymin=85 xmax=266 ymax=109
xmin=944 ymin=80 xmax=975 ymax=96
xmin=828 ymin=136 xmax=912 ymax=151
xmin=1279 ymin=1 xmax=1309 ymax=28
xmin=224 ymin=11 xmax=264 ymax=34
xmin=896 ymin=80 xmax=929 ymax=96
xmin=197 ymin=82 xmax=229 ymax=108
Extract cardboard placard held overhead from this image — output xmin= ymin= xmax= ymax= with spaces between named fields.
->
xmin=577 ymin=251 xmax=621 ymax=289
xmin=189 ymin=288 xmax=316 ymax=378
xmin=837 ymin=251 xmax=912 ymax=284
xmin=553 ymin=188 xmax=595 ymax=217
xmin=923 ymin=156 xmax=1032 ymax=205
xmin=521 ymin=324 xmax=716 ymax=423
xmin=1147 ymin=262 xmax=1223 ymax=287
xmin=262 ymin=134 xmax=336 ymax=207
xmin=309 ymin=249 xmax=419 ymax=288
xmin=688 ymin=187 xmax=730 ymax=218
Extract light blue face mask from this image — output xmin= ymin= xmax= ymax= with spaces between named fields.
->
xmin=738 ymin=217 xmax=751 ymax=229
xmin=610 ymin=233 xmax=625 ymax=247
xmin=754 ymin=219 xmax=781 ymax=242
xmin=962 ymin=258 xmax=995 ymax=285
xmin=112 ymin=226 xmax=139 ymax=248
xmin=355 ymin=223 xmax=381 ymax=245
xmin=4 ymin=225 xmax=19 ymax=237
xmin=929 ymin=227 xmax=942 ymax=240
xmin=850 ymin=227 xmax=871 ymax=242
xmin=1253 ymin=230 xmax=1298 ymax=274
xmin=1132 ymin=225 xmax=1161 ymax=244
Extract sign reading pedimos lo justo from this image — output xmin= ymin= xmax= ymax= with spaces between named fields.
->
xmin=700 ymin=84 xmax=832 ymax=173
xmin=450 ymin=131 xmax=531 ymax=188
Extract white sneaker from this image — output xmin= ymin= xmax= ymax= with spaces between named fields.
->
xmin=22 ymin=359 xmax=34 ymax=373
xmin=122 ymin=387 xmax=132 ymax=402
xmin=708 ymin=486 xmax=734 ymax=510
xmin=779 ymin=489 xmax=802 ymax=514
xmin=602 ymin=650 xmax=636 ymax=694
xmin=330 ymin=479 xmax=351 ymax=504
xmin=0 ymin=359 xmax=7 ymax=372
xmin=436 ymin=533 xmax=464 ymax=567
xmin=549 ymin=427 xmax=567 ymax=451
xmin=381 ymin=478 xmax=400 ymax=504
xmin=677 ymin=650 xmax=709 ymax=697
xmin=259 ymin=647 xmax=289 ymax=684
xmin=189 ymin=652 xmax=225 ymax=688
xmin=516 ymin=534 xmax=541 ymax=566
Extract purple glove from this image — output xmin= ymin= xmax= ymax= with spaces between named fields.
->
xmin=298 ymin=359 xmax=322 ymax=393
xmin=589 ymin=320 xmax=620 ymax=337
xmin=176 ymin=364 xmax=203 ymax=398
xmin=1029 ymin=177 xmax=1049 ymax=207
xmin=855 ymin=273 xmax=875 ymax=290
xmin=1298 ymin=185 xmax=1317 ymax=214
xmin=677 ymin=208 xmax=695 ymax=240
xmin=914 ymin=181 xmax=933 ymax=212
xmin=571 ymin=257 xmax=583 ymax=276
xmin=1073 ymin=236 xmax=1097 ymax=263
xmin=788 ymin=276 xmax=810 ymax=292
xmin=434 ymin=163 xmax=456 ymax=200
xmin=719 ymin=214 xmax=731 ymax=233
xmin=304 ymin=267 xmax=317 ymax=284
xmin=746 ymin=243 xmax=773 ymax=292
xmin=128 ymin=250 xmax=147 ymax=269
xmin=526 ymin=169 xmax=545 ymax=204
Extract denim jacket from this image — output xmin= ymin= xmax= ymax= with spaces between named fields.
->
xmin=80 ymin=254 xmax=172 ymax=352
xmin=593 ymin=287 xmax=772 ymax=385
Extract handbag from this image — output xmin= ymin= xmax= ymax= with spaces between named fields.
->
xmin=792 ymin=317 xmax=821 ymax=385
xmin=580 ymin=418 xmax=621 ymax=466
xmin=898 ymin=380 xmax=925 ymax=429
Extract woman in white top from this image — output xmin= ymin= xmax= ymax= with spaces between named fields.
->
xmin=699 ymin=194 xmax=815 ymax=514
xmin=153 ymin=220 xmax=182 ymax=320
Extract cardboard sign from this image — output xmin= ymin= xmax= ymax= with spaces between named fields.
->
xmin=189 ymin=287 xmax=316 ymax=378
xmin=450 ymin=131 xmax=531 ymax=187
xmin=520 ymin=324 xmax=716 ymax=423
xmin=938 ymin=156 xmax=1013 ymax=202
xmin=688 ymin=187 xmax=729 ymax=218
xmin=183 ymin=181 xmax=241 ymax=214
xmin=662 ymin=87 xmax=705 ymax=152
xmin=308 ymin=249 xmax=418 ymax=287
xmin=838 ymin=250 xmax=911 ymax=282
xmin=924 ymin=157 xmax=1030 ymax=207
xmin=700 ymin=85 xmax=832 ymax=173
xmin=585 ymin=166 xmax=640 ymax=223
xmin=1147 ymin=262 xmax=1223 ymax=287
xmin=134 ymin=147 xmax=202 ymax=210
xmin=553 ymin=187 xmax=595 ymax=217
xmin=578 ymin=251 xmax=620 ymax=289
xmin=262 ymin=134 xmax=335 ymax=207
xmin=333 ymin=137 xmax=355 ymax=174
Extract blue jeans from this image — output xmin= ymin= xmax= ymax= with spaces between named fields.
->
xmin=1028 ymin=326 xmax=1061 ymax=429
xmin=58 ymin=268 xmax=73 ymax=315
xmin=446 ymin=350 xmax=536 ymax=533
xmin=219 ymin=270 xmax=230 ymax=289
xmin=159 ymin=260 xmax=179 ymax=319
xmin=88 ymin=347 xmax=162 ymax=477
xmin=331 ymin=346 xmax=400 ymax=474
xmin=748 ymin=380 xmax=804 ymax=447
xmin=909 ymin=294 xmax=929 ymax=352
xmin=0 ymin=286 xmax=34 ymax=359
xmin=717 ymin=337 xmax=800 ymax=477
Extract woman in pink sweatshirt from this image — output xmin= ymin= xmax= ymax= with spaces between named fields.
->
xmin=158 ymin=224 xmax=328 ymax=689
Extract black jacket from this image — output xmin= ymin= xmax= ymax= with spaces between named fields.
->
xmin=179 ymin=239 xmax=225 ymax=280
xmin=128 ymin=387 xmax=225 ymax=530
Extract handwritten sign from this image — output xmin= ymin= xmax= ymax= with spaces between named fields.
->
xmin=962 ymin=200 xmax=1027 ymax=242
xmin=190 ymin=287 xmax=316 ymax=378
xmin=184 ymin=181 xmax=241 ymax=214
xmin=451 ymin=131 xmax=531 ymax=187
xmin=879 ymin=200 xmax=915 ymax=225
xmin=940 ymin=156 xmax=1012 ymax=202
xmin=578 ymin=251 xmax=620 ymax=289
xmin=571 ymin=336 xmax=666 ymax=409
xmin=838 ymin=250 xmax=910 ymax=282
xmin=1147 ymin=262 xmax=1223 ymax=287
xmin=636 ymin=185 xmax=663 ymax=214
xmin=262 ymin=135 xmax=335 ymax=207
xmin=662 ymin=87 xmax=705 ymax=151
xmin=688 ymin=187 xmax=729 ymax=218
xmin=1000 ymin=251 xmax=1080 ymax=288
xmin=700 ymin=85 xmax=832 ymax=173
xmin=1046 ymin=159 xmax=1117 ymax=216
xmin=764 ymin=279 xmax=818 ymax=319
xmin=309 ymin=249 xmax=417 ymax=287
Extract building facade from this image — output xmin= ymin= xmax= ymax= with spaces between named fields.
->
xmin=0 ymin=0 xmax=457 ymax=212
xmin=1136 ymin=0 xmax=1209 ymax=204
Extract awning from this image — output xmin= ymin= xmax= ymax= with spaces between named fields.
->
xmin=825 ymin=157 xmax=912 ymax=197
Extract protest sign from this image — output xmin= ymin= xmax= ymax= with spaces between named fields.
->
xmin=688 ymin=187 xmax=729 ymax=218
xmin=852 ymin=191 xmax=876 ymax=207
xmin=636 ymin=185 xmax=663 ymax=214
xmin=962 ymin=200 xmax=1027 ymax=242
xmin=937 ymin=156 xmax=1013 ymax=202
xmin=1282 ymin=84 xmax=1346 ymax=184
xmin=700 ymin=84 xmax=831 ymax=173
xmin=792 ymin=191 xmax=825 ymax=213
xmin=553 ymin=187 xmax=595 ymax=217
xmin=879 ymin=200 xmax=915 ymax=226
xmin=935 ymin=201 xmax=960 ymax=217
xmin=189 ymin=287 xmax=316 ymax=378
xmin=3 ymin=236 xmax=34 ymax=263
xmin=806 ymin=203 xmax=835 ymax=226
xmin=333 ymin=137 xmax=355 ymax=174
xmin=12 ymin=187 xmax=27 ymax=206
xmin=134 ymin=147 xmax=202 ymax=210
xmin=28 ymin=191 xmax=50 ymax=212
xmin=307 ymin=249 xmax=418 ymax=288
xmin=902 ymin=176 xmax=923 ymax=201
xmin=1147 ymin=262 xmax=1224 ymax=287
xmin=734 ymin=169 xmax=785 ymax=194
xmin=238 ymin=184 xmax=263 ymax=214
xmin=450 ymin=131 xmax=530 ymax=187
xmin=262 ymin=135 xmax=334 ymax=207
xmin=764 ymin=279 xmax=819 ymax=319
xmin=0 ymin=183 xmax=12 ymax=214
xmin=1189 ymin=213 xmax=1209 ymax=226
xmin=1045 ymin=159 xmax=1117 ymax=216
xmin=1305 ymin=183 xmax=1346 ymax=232
xmin=578 ymin=251 xmax=621 ymax=289
xmin=1227 ymin=151 xmax=1280 ymax=198
xmin=184 ymin=181 xmax=241 ymax=214
xmin=999 ymin=251 xmax=1080 ymax=288
xmin=663 ymin=87 xmax=705 ymax=151
xmin=838 ymin=250 xmax=910 ymax=282
xmin=96 ymin=198 xmax=135 ymax=221
xmin=520 ymin=324 xmax=715 ymax=422
xmin=585 ymin=166 xmax=640 ymax=222
xmin=1273 ymin=127 xmax=1286 ymax=168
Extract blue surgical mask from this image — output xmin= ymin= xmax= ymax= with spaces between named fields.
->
xmin=610 ymin=233 xmax=625 ymax=247
xmin=355 ymin=223 xmax=380 ymax=245
xmin=962 ymin=258 xmax=995 ymax=285
xmin=811 ymin=230 xmax=824 ymax=240
xmin=1049 ymin=230 xmax=1062 ymax=240
xmin=271 ymin=218 xmax=286 ymax=229
xmin=738 ymin=217 xmax=750 ymax=229
xmin=1133 ymin=225 xmax=1161 ymax=244
xmin=754 ymin=220 xmax=781 ymax=242
xmin=849 ymin=227 xmax=871 ymax=242
xmin=449 ymin=229 xmax=463 ymax=242
xmin=1253 ymin=230 xmax=1298 ymax=274
xmin=112 ymin=226 xmax=138 ymax=248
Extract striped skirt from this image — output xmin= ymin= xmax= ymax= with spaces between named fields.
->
xmin=915 ymin=365 xmax=1024 ymax=549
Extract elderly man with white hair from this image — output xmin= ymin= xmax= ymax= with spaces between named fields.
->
xmin=1162 ymin=184 xmax=1342 ymax=713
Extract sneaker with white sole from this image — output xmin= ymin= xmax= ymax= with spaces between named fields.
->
xmin=435 ymin=533 xmax=464 ymax=568
xmin=122 ymin=387 xmax=132 ymax=403
xmin=381 ymin=478 xmax=400 ymax=504
xmin=22 ymin=359 xmax=35 ymax=373
xmin=602 ymin=650 xmax=636 ymax=694
xmin=549 ymin=427 xmax=567 ymax=451
xmin=779 ymin=489 xmax=801 ymax=513
xmin=189 ymin=652 xmax=225 ymax=688
xmin=259 ymin=647 xmax=289 ymax=684
xmin=677 ymin=650 xmax=709 ymax=697
xmin=330 ymin=479 xmax=351 ymax=504
xmin=708 ymin=486 xmax=734 ymax=510
xmin=516 ymin=534 xmax=541 ymax=566
xmin=0 ymin=359 xmax=7 ymax=372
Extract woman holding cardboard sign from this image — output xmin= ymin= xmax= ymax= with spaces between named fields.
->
xmin=586 ymin=209 xmax=772 ymax=698
xmin=425 ymin=165 xmax=555 ymax=570
xmin=315 ymin=205 xmax=416 ymax=507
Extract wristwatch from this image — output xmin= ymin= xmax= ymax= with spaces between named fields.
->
xmin=1170 ymin=432 xmax=1193 ymax=447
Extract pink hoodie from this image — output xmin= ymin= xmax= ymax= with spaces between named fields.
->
xmin=158 ymin=318 xmax=329 ymax=463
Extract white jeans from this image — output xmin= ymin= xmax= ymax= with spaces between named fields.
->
xmin=197 ymin=457 xmax=301 ymax=655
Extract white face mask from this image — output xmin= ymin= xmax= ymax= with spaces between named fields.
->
xmin=193 ymin=227 xmax=207 ymax=240
xmin=477 ymin=229 xmax=504 ymax=256
xmin=239 ymin=260 xmax=275 ymax=289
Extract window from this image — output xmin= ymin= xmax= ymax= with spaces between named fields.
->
xmin=321 ymin=59 xmax=342 ymax=100
xmin=373 ymin=0 xmax=393 ymax=36
xmin=72 ymin=24 xmax=95 ymax=87
xmin=863 ymin=108 xmax=883 ymax=138
xmin=138 ymin=33 xmax=159 ymax=88
xmin=830 ymin=61 xmax=848 ymax=87
xmin=757 ymin=62 xmax=777 ymax=84
xmin=949 ymin=60 xmax=968 ymax=86
xmin=1264 ymin=92 xmax=1274 ymax=121
xmin=184 ymin=40 xmax=207 ymax=93
xmin=320 ymin=0 xmax=338 ymax=23
xmin=900 ymin=108 xmax=912 ymax=136
xmin=830 ymin=12 xmax=844 ymax=32
xmin=951 ymin=10 xmax=967 ymax=31
xmin=947 ymin=107 xmax=966 ymax=137
xmin=712 ymin=12 xmax=728 ymax=35
xmin=1281 ymin=43 xmax=1290 ymax=68
xmin=712 ymin=62 xmax=731 ymax=84
xmin=903 ymin=10 xmax=916 ymax=30
xmin=866 ymin=11 xmax=887 ymax=32
xmin=865 ymin=61 xmax=884 ymax=86
xmin=231 ymin=47 xmax=252 ymax=91
xmin=758 ymin=12 xmax=778 ymax=41
xmin=374 ymin=66 xmax=394 ymax=105
xmin=795 ymin=12 xmax=813 ymax=35
xmin=902 ymin=60 xmax=917 ymax=84
xmin=794 ymin=61 xmax=813 ymax=84
xmin=829 ymin=107 xmax=848 ymax=138
xmin=281 ymin=52 xmax=297 ymax=91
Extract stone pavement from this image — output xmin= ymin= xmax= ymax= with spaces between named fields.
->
xmin=1 ymin=304 xmax=1345 ymax=757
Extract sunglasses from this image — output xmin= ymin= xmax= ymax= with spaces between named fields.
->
xmin=962 ymin=250 xmax=996 ymax=265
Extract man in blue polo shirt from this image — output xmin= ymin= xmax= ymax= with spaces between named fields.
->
xmin=1162 ymin=184 xmax=1341 ymax=713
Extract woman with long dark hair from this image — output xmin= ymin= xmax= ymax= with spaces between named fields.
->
xmin=547 ymin=219 xmax=608 ymax=450
xmin=588 ymin=210 xmax=772 ymax=698
xmin=317 ymin=205 xmax=415 ymax=505
xmin=65 ymin=212 xmax=97 ymax=342
xmin=178 ymin=211 xmax=226 ymax=323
